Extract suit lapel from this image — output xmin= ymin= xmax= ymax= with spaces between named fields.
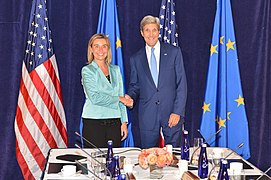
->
xmin=139 ymin=48 xmax=156 ymax=86
xmin=108 ymin=65 xmax=115 ymax=87
xmin=93 ymin=61 xmax=112 ymax=88
xmin=158 ymin=43 xmax=168 ymax=87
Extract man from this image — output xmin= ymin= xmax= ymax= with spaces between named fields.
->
xmin=127 ymin=15 xmax=187 ymax=148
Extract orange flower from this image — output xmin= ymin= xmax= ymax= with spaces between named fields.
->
xmin=138 ymin=154 xmax=148 ymax=169
xmin=156 ymin=154 xmax=167 ymax=167
xmin=147 ymin=153 xmax=157 ymax=165
xmin=138 ymin=148 xmax=173 ymax=169
xmin=165 ymin=153 xmax=173 ymax=165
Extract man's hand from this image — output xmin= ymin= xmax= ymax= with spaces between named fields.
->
xmin=121 ymin=122 xmax=128 ymax=141
xmin=168 ymin=113 xmax=180 ymax=128
xmin=124 ymin=94 xmax=134 ymax=108
xmin=119 ymin=95 xmax=133 ymax=107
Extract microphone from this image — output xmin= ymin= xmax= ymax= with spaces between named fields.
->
xmin=208 ymin=142 xmax=244 ymax=179
xmin=224 ymin=142 xmax=244 ymax=159
xmin=256 ymin=166 xmax=271 ymax=180
xmin=75 ymin=159 xmax=102 ymax=180
xmin=198 ymin=128 xmax=222 ymax=144
xmin=75 ymin=143 xmax=112 ymax=180
xmin=190 ymin=128 xmax=222 ymax=164
xmin=75 ymin=131 xmax=106 ymax=158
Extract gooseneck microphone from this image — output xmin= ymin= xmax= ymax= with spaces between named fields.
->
xmin=75 ymin=159 xmax=102 ymax=180
xmin=189 ymin=128 xmax=222 ymax=164
xmin=75 ymin=144 xmax=112 ymax=180
xmin=208 ymin=142 xmax=244 ymax=179
xmin=75 ymin=131 xmax=106 ymax=158
xmin=224 ymin=142 xmax=244 ymax=159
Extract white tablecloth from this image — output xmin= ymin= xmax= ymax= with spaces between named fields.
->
xmin=42 ymin=147 xmax=265 ymax=180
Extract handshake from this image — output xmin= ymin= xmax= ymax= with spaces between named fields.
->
xmin=119 ymin=94 xmax=133 ymax=108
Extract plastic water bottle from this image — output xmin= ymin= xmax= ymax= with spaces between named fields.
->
xmin=198 ymin=143 xmax=208 ymax=179
xmin=106 ymin=140 xmax=114 ymax=177
xmin=217 ymin=159 xmax=229 ymax=180
xmin=113 ymin=155 xmax=120 ymax=178
xmin=181 ymin=130 xmax=190 ymax=161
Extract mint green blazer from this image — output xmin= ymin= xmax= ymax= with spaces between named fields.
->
xmin=81 ymin=61 xmax=128 ymax=123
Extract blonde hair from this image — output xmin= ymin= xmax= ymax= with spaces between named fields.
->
xmin=87 ymin=33 xmax=112 ymax=64
xmin=140 ymin=15 xmax=160 ymax=32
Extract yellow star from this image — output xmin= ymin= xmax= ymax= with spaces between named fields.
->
xmin=227 ymin=112 xmax=231 ymax=120
xmin=235 ymin=95 xmax=245 ymax=107
xmin=202 ymin=102 xmax=211 ymax=113
xmin=210 ymin=44 xmax=218 ymax=56
xmin=220 ymin=36 xmax=224 ymax=44
xmin=226 ymin=39 xmax=235 ymax=51
xmin=116 ymin=38 xmax=122 ymax=49
xmin=217 ymin=117 xmax=226 ymax=128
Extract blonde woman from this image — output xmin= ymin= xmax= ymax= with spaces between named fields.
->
xmin=81 ymin=33 xmax=132 ymax=147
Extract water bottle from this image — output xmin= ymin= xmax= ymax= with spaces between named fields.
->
xmin=217 ymin=159 xmax=229 ymax=180
xmin=181 ymin=130 xmax=190 ymax=161
xmin=198 ymin=143 xmax=208 ymax=179
xmin=106 ymin=140 xmax=114 ymax=177
xmin=113 ymin=155 xmax=121 ymax=178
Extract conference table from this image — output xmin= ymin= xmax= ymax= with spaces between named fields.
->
xmin=42 ymin=147 xmax=269 ymax=180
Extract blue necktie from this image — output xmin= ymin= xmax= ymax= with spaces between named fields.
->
xmin=150 ymin=48 xmax=158 ymax=86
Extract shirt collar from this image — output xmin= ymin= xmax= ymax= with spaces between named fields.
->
xmin=145 ymin=40 xmax=160 ymax=53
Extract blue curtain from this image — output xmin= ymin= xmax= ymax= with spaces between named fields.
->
xmin=0 ymin=0 xmax=270 ymax=179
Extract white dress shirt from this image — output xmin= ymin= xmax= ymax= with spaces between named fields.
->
xmin=145 ymin=41 xmax=160 ymax=74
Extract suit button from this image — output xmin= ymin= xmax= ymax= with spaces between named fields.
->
xmin=157 ymin=89 xmax=159 ymax=92
xmin=155 ymin=101 xmax=160 ymax=105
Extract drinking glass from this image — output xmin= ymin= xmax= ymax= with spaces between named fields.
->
xmin=191 ymin=138 xmax=203 ymax=165
xmin=91 ymin=152 xmax=106 ymax=180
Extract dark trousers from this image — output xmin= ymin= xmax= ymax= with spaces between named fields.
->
xmin=82 ymin=118 xmax=121 ymax=148
xmin=140 ymin=119 xmax=183 ymax=148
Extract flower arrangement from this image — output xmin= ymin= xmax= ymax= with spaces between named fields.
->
xmin=138 ymin=148 xmax=173 ymax=169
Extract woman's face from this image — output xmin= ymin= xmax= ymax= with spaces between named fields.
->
xmin=90 ymin=38 xmax=108 ymax=62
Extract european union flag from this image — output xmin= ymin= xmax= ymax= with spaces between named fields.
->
xmin=200 ymin=0 xmax=250 ymax=159
xmin=97 ymin=0 xmax=134 ymax=147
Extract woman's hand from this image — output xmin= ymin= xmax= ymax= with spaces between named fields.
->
xmin=119 ymin=95 xmax=133 ymax=107
xmin=121 ymin=122 xmax=128 ymax=141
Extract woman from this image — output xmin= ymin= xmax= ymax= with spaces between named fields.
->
xmin=81 ymin=33 xmax=132 ymax=147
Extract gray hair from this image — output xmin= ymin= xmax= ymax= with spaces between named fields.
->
xmin=140 ymin=15 xmax=160 ymax=32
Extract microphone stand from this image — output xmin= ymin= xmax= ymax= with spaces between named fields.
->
xmin=75 ymin=131 xmax=107 ymax=158
xmin=189 ymin=128 xmax=222 ymax=164
xmin=224 ymin=143 xmax=244 ymax=159
xmin=75 ymin=144 xmax=112 ymax=180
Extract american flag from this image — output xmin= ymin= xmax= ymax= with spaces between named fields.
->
xmin=14 ymin=0 xmax=68 ymax=179
xmin=159 ymin=0 xmax=179 ymax=148
xmin=159 ymin=0 xmax=179 ymax=46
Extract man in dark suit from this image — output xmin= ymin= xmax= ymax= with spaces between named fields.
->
xmin=127 ymin=15 xmax=187 ymax=148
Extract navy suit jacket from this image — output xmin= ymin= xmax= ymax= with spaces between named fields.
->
xmin=128 ymin=42 xmax=187 ymax=131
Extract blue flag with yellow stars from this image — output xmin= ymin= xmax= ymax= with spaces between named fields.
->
xmin=97 ymin=0 xmax=134 ymax=147
xmin=200 ymin=0 xmax=250 ymax=159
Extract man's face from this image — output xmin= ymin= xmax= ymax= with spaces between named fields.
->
xmin=141 ymin=23 xmax=159 ymax=48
